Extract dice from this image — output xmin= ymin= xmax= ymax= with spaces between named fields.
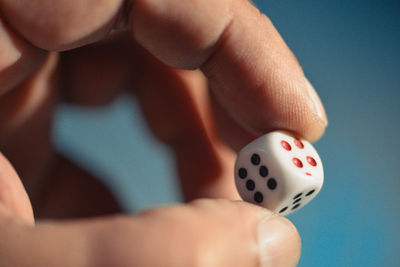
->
xmin=234 ymin=131 xmax=324 ymax=216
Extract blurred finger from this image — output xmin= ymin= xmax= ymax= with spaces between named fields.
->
xmin=0 ymin=18 xmax=46 ymax=95
xmin=0 ymin=52 xmax=58 ymax=206
xmin=0 ymin=152 xmax=33 ymax=225
xmin=35 ymin=154 xmax=122 ymax=219
xmin=59 ymin=33 xmax=135 ymax=106
xmin=59 ymin=38 xmax=237 ymax=200
xmin=0 ymin=199 xmax=301 ymax=267
xmin=133 ymin=50 xmax=239 ymax=200
xmin=0 ymin=49 xmax=123 ymax=219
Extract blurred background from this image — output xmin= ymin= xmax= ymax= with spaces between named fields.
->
xmin=53 ymin=0 xmax=400 ymax=266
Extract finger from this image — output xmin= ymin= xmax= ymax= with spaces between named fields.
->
xmin=0 ymin=0 xmax=126 ymax=51
xmin=129 ymin=0 xmax=328 ymax=142
xmin=0 ymin=152 xmax=34 ymax=225
xmin=0 ymin=46 xmax=123 ymax=219
xmin=0 ymin=199 xmax=301 ymax=267
xmin=35 ymin=154 xmax=122 ymax=219
xmin=0 ymin=52 xmax=58 ymax=206
xmin=59 ymin=34 xmax=237 ymax=200
xmin=59 ymin=37 xmax=238 ymax=200
xmin=133 ymin=50 xmax=239 ymax=200
xmin=0 ymin=18 xmax=46 ymax=95
xmin=1 ymin=0 xmax=327 ymax=142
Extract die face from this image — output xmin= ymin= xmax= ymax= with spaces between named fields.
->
xmin=268 ymin=131 xmax=323 ymax=185
xmin=268 ymin=131 xmax=323 ymax=215
xmin=275 ymin=186 xmax=319 ymax=216
xmin=235 ymin=149 xmax=286 ymax=211
xmin=234 ymin=131 xmax=324 ymax=216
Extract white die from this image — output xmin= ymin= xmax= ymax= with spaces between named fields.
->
xmin=234 ymin=131 xmax=324 ymax=216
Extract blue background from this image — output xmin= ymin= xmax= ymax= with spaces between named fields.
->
xmin=53 ymin=0 xmax=400 ymax=266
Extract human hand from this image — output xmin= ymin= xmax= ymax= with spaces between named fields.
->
xmin=0 ymin=0 xmax=327 ymax=266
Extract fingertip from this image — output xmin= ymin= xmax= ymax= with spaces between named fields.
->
xmin=0 ymin=19 xmax=47 ymax=95
xmin=305 ymin=77 xmax=328 ymax=128
xmin=186 ymin=199 xmax=301 ymax=267
xmin=239 ymin=73 xmax=328 ymax=144
xmin=218 ymin=200 xmax=301 ymax=267
xmin=257 ymin=216 xmax=301 ymax=267
xmin=289 ymin=76 xmax=327 ymax=143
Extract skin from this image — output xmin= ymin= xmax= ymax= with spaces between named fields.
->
xmin=0 ymin=0 xmax=327 ymax=266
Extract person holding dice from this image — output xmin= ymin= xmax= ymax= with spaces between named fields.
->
xmin=0 ymin=0 xmax=327 ymax=266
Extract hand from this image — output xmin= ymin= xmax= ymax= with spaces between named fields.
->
xmin=0 ymin=0 xmax=327 ymax=266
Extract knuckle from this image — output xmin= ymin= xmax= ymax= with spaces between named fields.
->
xmin=0 ymin=0 xmax=123 ymax=51
xmin=133 ymin=0 xmax=234 ymax=69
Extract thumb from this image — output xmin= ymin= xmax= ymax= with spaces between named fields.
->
xmin=0 ymin=199 xmax=300 ymax=266
xmin=0 ymin=152 xmax=34 ymax=225
xmin=136 ymin=199 xmax=302 ymax=267
xmin=96 ymin=199 xmax=302 ymax=267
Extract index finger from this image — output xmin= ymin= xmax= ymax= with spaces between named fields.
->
xmin=0 ymin=0 xmax=327 ymax=141
xmin=130 ymin=0 xmax=328 ymax=141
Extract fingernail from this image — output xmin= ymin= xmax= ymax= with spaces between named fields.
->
xmin=257 ymin=215 xmax=301 ymax=267
xmin=305 ymin=77 xmax=328 ymax=127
